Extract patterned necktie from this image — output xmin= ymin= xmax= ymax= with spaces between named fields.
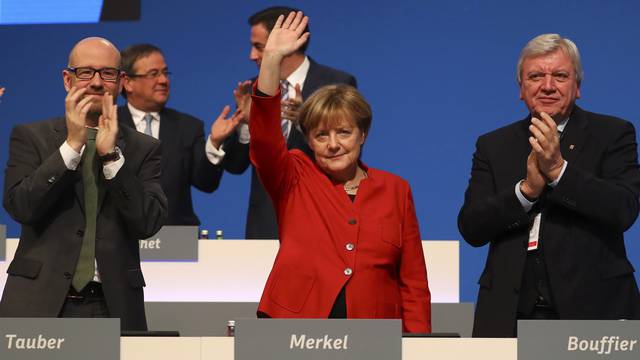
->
xmin=143 ymin=113 xmax=154 ymax=137
xmin=280 ymin=80 xmax=290 ymax=138
xmin=72 ymin=127 xmax=99 ymax=291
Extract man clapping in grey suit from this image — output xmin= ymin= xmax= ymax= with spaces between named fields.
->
xmin=0 ymin=37 xmax=167 ymax=330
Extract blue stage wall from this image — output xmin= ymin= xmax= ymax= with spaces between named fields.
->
xmin=1 ymin=0 xmax=638 ymax=304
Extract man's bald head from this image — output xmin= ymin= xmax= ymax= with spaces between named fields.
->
xmin=63 ymin=37 xmax=123 ymax=121
xmin=68 ymin=37 xmax=120 ymax=67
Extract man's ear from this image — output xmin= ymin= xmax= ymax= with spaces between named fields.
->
xmin=62 ymin=70 xmax=72 ymax=92
xmin=122 ymin=75 xmax=133 ymax=95
xmin=117 ymin=73 xmax=125 ymax=95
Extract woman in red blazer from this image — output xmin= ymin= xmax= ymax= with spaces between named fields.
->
xmin=249 ymin=11 xmax=431 ymax=333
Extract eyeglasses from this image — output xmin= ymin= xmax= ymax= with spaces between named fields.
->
xmin=66 ymin=67 xmax=121 ymax=82
xmin=127 ymin=69 xmax=172 ymax=79
xmin=525 ymin=71 xmax=572 ymax=83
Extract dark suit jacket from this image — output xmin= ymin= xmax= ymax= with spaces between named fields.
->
xmin=224 ymin=57 xmax=357 ymax=239
xmin=118 ymin=105 xmax=222 ymax=225
xmin=0 ymin=118 xmax=167 ymax=330
xmin=458 ymin=106 xmax=640 ymax=337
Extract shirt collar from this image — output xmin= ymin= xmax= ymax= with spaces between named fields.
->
xmin=285 ymin=56 xmax=310 ymax=92
xmin=557 ymin=117 xmax=569 ymax=133
xmin=127 ymin=102 xmax=160 ymax=127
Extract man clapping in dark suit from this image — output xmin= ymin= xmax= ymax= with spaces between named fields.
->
xmin=118 ymin=44 xmax=242 ymax=226
xmin=0 ymin=37 xmax=167 ymax=330
xmin=458 ymin=33 xmax=640 ymax=337
xmin=223 ymin=6 xmax=358 ymax=239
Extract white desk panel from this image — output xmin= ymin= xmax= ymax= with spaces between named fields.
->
xmin=122 ymin=337 xmax=516 ymax=360
xmin=1 ymin=239 xmax=459 ymax=302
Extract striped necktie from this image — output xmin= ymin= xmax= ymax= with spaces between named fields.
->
xmin=280 ymin=80 xmax=291 ymax=138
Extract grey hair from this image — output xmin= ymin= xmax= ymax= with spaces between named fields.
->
xmin=517 ymin=34 xmax=583 ymax=85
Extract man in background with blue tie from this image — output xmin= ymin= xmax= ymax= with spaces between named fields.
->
xmin=118 ymin=44 xmax=242 ymax=226
xmin=0 ymin=37 xmax=167 ymax=330
xmin=224 ymin=6 xmax=358 ymax=239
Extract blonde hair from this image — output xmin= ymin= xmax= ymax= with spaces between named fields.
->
xmin=298 ymin=84 xmax=372 ymax=137
xmin=517 ymin=33 xmax=583 ymax=85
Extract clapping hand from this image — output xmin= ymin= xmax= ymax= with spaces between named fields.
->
xmin=64 ymin=87 xmax=92 ymax=152
xmin=529 ymin=112 xmax=564 ymax=181
xmin=281 ymin=83 xmax=303 ymax=121
xmin=96 ymin=93 xmax=119 ymax=157
xmin=233 ymin=80 xmax=252 ymax=123
xmin=210 ymin=105 xmax=244 ymax=149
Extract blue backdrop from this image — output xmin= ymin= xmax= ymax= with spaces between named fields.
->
xmin=1 ymin=0 xmax=638 ymax=304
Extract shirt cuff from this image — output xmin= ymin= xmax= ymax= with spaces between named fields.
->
xmin=515 ymin=180 xmax=537 ymax=212
xmin=205 ymin=136 xmax=226 ymax=165
xmin=548 ymin=160 xmax=568 ymax=187
xmin=60 ymin=141 xmax=83 ymax=170
xmin=237 ymin=123 xmax=250 ymax=144
xmin=102 ymin=147 xmax=124 ymax=180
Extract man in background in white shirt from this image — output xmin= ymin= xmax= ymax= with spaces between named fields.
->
xmin=118 ymin=43 xmax=242 ymax=226
xmin=223 ymin=6 xmax=358 ymax=239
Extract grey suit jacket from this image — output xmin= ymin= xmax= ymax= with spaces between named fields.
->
xmin=0 ymin=118 xmax=167 ymax=330
xmin=224 ymin=57 xmax=357 ymax=239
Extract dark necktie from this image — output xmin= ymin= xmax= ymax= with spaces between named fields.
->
xmin=73 ymin=127 xmax=99 ymax=291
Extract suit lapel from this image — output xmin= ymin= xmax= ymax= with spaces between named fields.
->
xmin=301 ymin=58 xmax=319 ymax=99
xmin=52 ymin=119 xmax=87 ymax=212
xmin=158 ymin=108 xmax=177 ymax=172
xmin=118 ymin=105 xmax=136 ymax=129
xmin=560 ymin=105 xmax=589 ymax=164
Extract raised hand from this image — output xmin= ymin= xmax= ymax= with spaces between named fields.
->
xmin=264 ymin=11 xmax=310 ymax=58
xmin=65 ymin=86 xmax=92 ymax=152
xmin=529 ymin=112 xmax=564 ymax=181
xmin=233 ymin=80 xmax=253 ymax=123
xmin=257 ymin=11 xmax=309 ymax=96
xmin=210 ymin=105 xmax=243 ymax=149
xmin=96 ymin=93 xmax=119 ymax=157
xmin=281 ymin=83 xmax=303 ymax=121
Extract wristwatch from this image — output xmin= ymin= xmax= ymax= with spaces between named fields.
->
xmin=99 ymin=147 xmax=121 ymax=164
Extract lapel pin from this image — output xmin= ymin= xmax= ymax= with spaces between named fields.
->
xmin=569 ymin=144 xmax=575 ymax=150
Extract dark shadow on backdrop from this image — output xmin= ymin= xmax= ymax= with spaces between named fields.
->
xmin=100 ymin=0 xmax=140 ymax=21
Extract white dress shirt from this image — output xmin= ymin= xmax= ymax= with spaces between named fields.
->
xmin=237 ymin=56 xmax=310 ymax=144
xmin=127 ymin=102 xmax=224 ymax=165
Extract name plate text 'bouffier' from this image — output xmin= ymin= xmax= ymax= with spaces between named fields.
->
xmin=518 ymin=320 xmax=639 ymax=360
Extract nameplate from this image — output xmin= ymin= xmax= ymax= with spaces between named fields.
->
xmin=518 ymin=320 xmax=640 ymax=360
xmin=0 ymin=318 xmax=119 ymax=360
xmin=140 ymin=225 xmax=198 ymax=261
xmin=0 ymin=225 xmax=5 ymax=260
xmin=235 ymin=318 xmax=401 ymax=360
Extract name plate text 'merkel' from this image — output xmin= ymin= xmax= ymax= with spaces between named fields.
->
xmin=235 ymin=318 xmax=401 ymax=360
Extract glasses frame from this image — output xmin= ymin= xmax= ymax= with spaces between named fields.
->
xmin=66 ymin=67 xmax=122 ymax=82
xmin=126 ymin=69 xmax=172 ymax=80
